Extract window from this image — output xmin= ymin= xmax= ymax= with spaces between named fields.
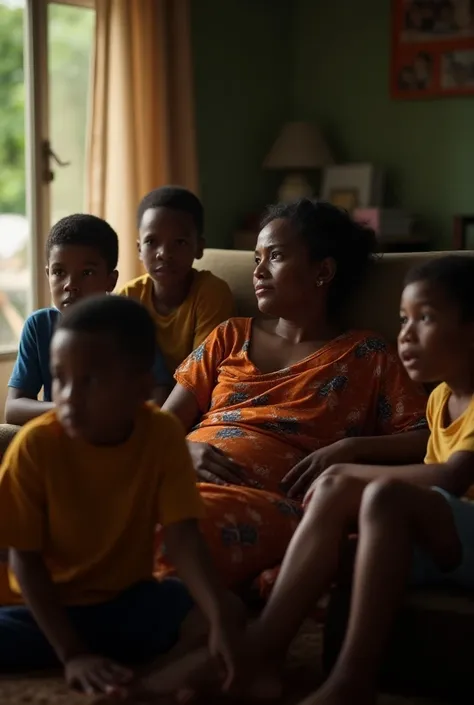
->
xmin=48 ymin=1 xmax=95 ymax=223
xmin=0 ymin=0 xmax=28 ymax=352
xmin=0 ymin=0 xmax=95 ymax=354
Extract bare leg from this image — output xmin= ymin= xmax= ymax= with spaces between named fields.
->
xmin=140 ymin=474 xmax=367 ymax=701
xmin=246 ymin=474 xmax=367 ymax=698
xmin=138 ymin=592 xmax=246 ymax=697
xmin=304 ymin=479 xmax=461 ymax=705
xmin=137 ymin=473 xmax=372 ymax=701
xmin=253 ymin=474 xmax=366 ymax=654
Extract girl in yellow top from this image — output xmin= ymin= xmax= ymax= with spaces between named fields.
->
xmin=120 ymin=186 xmax=234 ymax=394
xmin=146 ymin=255 xmax=474 ymax=704
xmin=0 ymin=296 xmax=240 ymax=698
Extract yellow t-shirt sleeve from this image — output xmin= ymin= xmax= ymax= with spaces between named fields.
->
xmin=424 ymin=389 xmax=436 ymax=463
xmin=156 ymin=412 xmax=204 ymax=527
xmin=117 ymin=275 xmax=150 ymax=303
xmin=193 ymin=275 xmax=235 ymax=349
xmin=0 ymin=425 xmax=46 ymax=550
xmin=424 ymin=383 xmax=474 ymax=463
xmin=451 ymin=400 xmax=474 ymax=454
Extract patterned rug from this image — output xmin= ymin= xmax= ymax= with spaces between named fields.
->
xmin=0 ymin=622 xmax=446 ymax=705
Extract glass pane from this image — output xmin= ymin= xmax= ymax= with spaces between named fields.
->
xmin=48 ymin=2 xmax=95 ymax=224
xmin=0 ymin=0 xmax=29 ymax=352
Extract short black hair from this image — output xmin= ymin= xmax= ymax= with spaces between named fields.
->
xmin=46 ymin=214 xmax=119 ymax=273
xmin=404 ymin=255 xmax=474 ymax=322
xmin=261 ymin=199 xmax=377 ymax=316
xmin=137 ymin=186 xmax=204 ymax=236
xmin=57 ymin=295 xmax=156 ymax=372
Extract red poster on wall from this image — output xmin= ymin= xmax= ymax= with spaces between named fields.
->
xmin=392 ymin=0 xmax=474 ymax=98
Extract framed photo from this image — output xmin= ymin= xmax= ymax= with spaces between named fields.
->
xmin=392 ymin=0 xmax=474 ymax=99
xmin=329 ymin=189 xmax=359 ymax=212
xmin=321 ymin=164 xmax=385 ymax=209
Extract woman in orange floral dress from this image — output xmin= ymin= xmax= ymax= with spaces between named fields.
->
xmin=157 ymin=199 xmax=428 ymax=591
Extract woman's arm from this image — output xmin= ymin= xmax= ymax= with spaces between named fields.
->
xmin=152 ymin=384 xmax=172 ymax=407
xmin=5 ymin=388 xmax=55 ymax=426
xmin=162 ymin=383 xmax=202 ymax=432
xmin=162 ymin=385 xmax=247 ymax=488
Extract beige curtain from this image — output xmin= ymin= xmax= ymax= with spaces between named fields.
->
xmin=87 ymin=0 xmax=199 ymax=285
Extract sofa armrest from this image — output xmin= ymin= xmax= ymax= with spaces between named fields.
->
xmin=0 ymin=424 xmax=20 ymax=463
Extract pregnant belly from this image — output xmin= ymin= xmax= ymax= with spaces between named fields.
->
xmin=187 ymin=425 xmax=306 ymax=494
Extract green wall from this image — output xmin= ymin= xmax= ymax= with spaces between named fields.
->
xmin=192 ymin=0 xmax=474 ymax=249
xmin=191 ymin=0 xmax=292 ymax=247
xmin=292 ymin=0 xmax=474 ymax=248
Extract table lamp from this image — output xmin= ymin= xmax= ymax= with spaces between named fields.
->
xmin=263 ymin=121 xmax=334 ymax=203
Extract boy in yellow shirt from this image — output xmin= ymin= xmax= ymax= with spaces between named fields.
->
xmin=0 ymin=296 xmax=239 ymax=697
xmin=120 ymin=186 xmax=234 ymax=390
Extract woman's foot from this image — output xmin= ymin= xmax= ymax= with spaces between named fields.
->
xmin=297 ymin=676 xmax=376 ymax=705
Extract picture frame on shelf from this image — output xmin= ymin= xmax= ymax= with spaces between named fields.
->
xmin=329 ymin=189 xmax=359 ymax=212
xmin=321 ymin=164 xmax=385 ymax=209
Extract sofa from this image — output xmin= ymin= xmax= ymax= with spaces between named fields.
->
xmin=0 ymin=248 xmax=471 ymax=699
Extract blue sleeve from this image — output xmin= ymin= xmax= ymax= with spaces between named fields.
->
xmin=8 ymin=316 xmax=44 ymax=397
xmin=153 ymin=348 xmax=173 ymax=387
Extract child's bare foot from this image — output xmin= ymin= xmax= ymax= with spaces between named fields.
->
xmin=297 ymin=676 xmax=376 ymax=705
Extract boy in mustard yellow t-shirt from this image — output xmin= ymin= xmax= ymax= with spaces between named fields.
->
xmin=0 ymin=296 xmax=239 ymax=697
xmin=120 ymin=187 xmax=234 ymax=388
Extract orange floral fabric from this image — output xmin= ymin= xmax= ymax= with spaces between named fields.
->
xmin=154 ymin=319 xmax=428 ymax=589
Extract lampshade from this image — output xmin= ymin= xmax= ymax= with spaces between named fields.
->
xmin=263 ymin=121 xmax=333 ymax=170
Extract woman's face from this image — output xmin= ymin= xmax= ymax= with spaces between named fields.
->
xmin=253 ymin=218 xmax=327 ymax=318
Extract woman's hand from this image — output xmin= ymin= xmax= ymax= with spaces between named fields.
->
xmin=281 ymin=438 xmax=357 ymax=499
xmin=187 ymin=441 xmax=248 ymax=486
xmin=65 ymin=653 xmax=133 ymax=696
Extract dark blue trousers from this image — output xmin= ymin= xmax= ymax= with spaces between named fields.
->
xmin=0 ymin=578 xmax=192 ymax=671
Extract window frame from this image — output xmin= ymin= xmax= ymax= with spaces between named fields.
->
xmin=49 ymin=0 xmax=94 ymax=9
xmin=25 ymin=0 xmax=50 ymax=317
xmin=0 ymin=0 xmax=95 ymax=358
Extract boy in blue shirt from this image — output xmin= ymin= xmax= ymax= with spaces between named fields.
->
xmin=5 ymin=214 xmax=171 ymax=426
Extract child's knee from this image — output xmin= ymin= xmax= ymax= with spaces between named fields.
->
xmin=360 ymin=477 xmax=409 ymax=523
xmin=306 ymin=471 xmax=363 ymax=516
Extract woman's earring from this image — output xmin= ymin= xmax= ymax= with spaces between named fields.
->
xmin=316 ymin=280 xmax=323 ymax=287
